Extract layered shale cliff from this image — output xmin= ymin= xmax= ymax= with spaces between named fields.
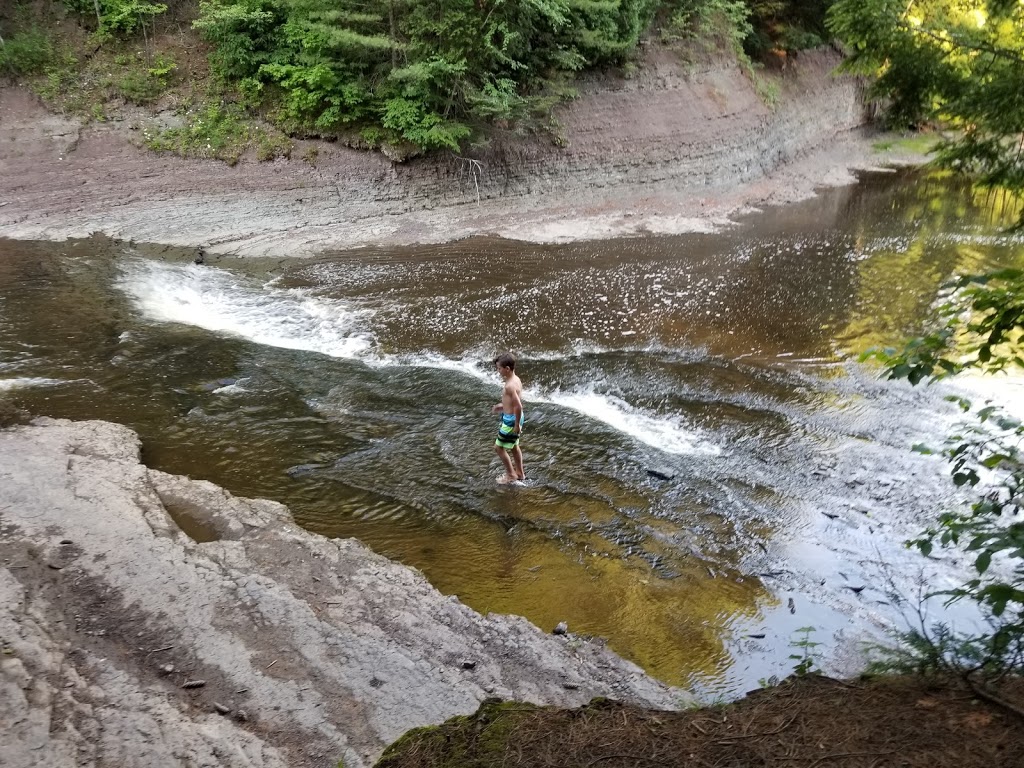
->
xmin=0 ymin=47 xmax=867 ymax=256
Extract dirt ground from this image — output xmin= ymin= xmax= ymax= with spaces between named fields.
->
xmin=375 ymin=674 xmax=1024 ymax=768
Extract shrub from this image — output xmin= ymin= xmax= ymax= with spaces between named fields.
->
xmin=0 ymin=29 xmax=54 ymax=76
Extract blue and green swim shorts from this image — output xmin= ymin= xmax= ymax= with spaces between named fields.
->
xmin=495 ymin=413 xmax=523 ymax=450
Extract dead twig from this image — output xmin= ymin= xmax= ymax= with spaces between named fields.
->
xmin=808 ymin=751 xmax=896 ymax=768
xmin=585 ymin=755 xmax=666 ymax=768
xmin=715 ymin=716 xmax=796 ymax=743
xmin=964 ymin=676 xmax=1024 ymax=720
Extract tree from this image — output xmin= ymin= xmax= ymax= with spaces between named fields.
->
xmin=828 ymin=0 xmax=1024 ymax=227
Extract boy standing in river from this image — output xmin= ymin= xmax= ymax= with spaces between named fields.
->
xmin=492 ymin=353 xmax=526 ymax=485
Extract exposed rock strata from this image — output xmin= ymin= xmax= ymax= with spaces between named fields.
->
xmin=0 ymin=49 xmax=867 ymax=255
xmin=0 ymin=419 xmax=683 ymax=768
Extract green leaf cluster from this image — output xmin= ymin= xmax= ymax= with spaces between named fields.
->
xmin=63 ymin=0 xmax=168 ymax=34
xmin=828 ymin=0 xmax=1024 ymax=223
xmin=0 ymin=27 xmax=54 ymax=76
xmin=879 ymin=267 xmax=1024 ymax=678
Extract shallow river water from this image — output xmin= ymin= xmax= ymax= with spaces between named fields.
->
xmin=1 ymin=170 xmax=1022 ymax=697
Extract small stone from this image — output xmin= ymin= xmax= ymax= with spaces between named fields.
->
xmin=160 ymin=664 xmax=175 ymax=675
xmin=47 ymin=563 xmax=64 ymax=570
xmin=60 ymin=539 xmax=73 ymax=545
xmin=845 ymin=585 xmax=866 ymax=594
xmin=213 ymin=703 xmax=230 ymax=715
xmin=461 ymin=660 xmax=477 ymax=670
xmin=234 ymin=710 xmax=249 ymax=722
xmin=562 ymin=682 xmax=580 ymax=690
xmin=646 ymin=468 xmax=675 ymax=481
xmin=181 ymin=680 xmax=206 ymax=689
xmin=553 ymin=621 xmax=568 ymax=636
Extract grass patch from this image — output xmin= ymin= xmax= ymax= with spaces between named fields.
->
xmin=872 ymin=132 xmax=942 ymax=155
xmin=113 ymin=52 xmax=177 ymax=105
xmin=143 ymin=101 xmax=291 ymax=165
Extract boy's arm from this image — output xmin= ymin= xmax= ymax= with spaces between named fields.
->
xmin=510 ymin=391 xmax=524 ymax=434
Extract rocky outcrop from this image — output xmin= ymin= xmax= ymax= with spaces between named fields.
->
xmin=0 ymin=48 xmax=866 ymax=256
xmin=0 ymin=419 xmax=684 ymax=768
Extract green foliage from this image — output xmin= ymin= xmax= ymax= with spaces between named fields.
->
xmin=192 ymin=0 xmax=669 ymax=152
xmin=828 ymin=0 xmax=1024 ymax=224
xmin=662 ymin=0 xmax=753 ymax=54
xmin=63 ymin=0 xmax=169 ymax=34
xmin=0 ymin=28 xmax=55 ymax=76
xmin=867 ymin=621 xmax=1022 ymax=679
xmin=13 ymin=0 xmax=842 ymax=155
xmin=867 ymin=269 xmax=1024 ymax=383
xmin=876 ymin=266 xmax=1024 ymax=680
xmin=143 ymin=101 xmax=292 ymax=164
xmin=744 ymin=0 xmax=833 ymax=58
xmin=115 ymin=52 xmax=177 ymax=103
xmin=908 ymin=398 xmax=1024 ymax=639
xmin=788 ymin=625 xmax=822 ymax=676
xmin=192 ymin=0 xmax=287 ymax=80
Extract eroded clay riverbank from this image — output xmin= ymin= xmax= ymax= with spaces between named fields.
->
xmin=0 ymin=419 xmax=683 ymax=768
xmin=0 ymin=48 xmax=895 ymax=257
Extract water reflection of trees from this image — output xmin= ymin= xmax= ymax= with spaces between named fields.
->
xmin=835 ymin=172 xmax=1023 ymax=358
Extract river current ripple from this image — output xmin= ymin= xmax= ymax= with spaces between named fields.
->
xmin=1 ymin=170 xmax=1022 ymax=697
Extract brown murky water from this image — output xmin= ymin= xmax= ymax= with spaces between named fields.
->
xmin=1 ymin=170 xmax=1022 ymax=696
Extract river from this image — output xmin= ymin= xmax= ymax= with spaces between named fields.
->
xmin=1 ymin=169 xmax=1022 ymax=698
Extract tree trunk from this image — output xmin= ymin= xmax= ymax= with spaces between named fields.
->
xmin=389 ymin=0 xmax=398 ymax=69
xmin=93 ymin=0 xmax=102 ymax=28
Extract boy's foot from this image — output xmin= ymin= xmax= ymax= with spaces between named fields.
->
xmin=511 ymin=479 xmax=527 ymax=487
xmin=496 ymin=473 xmax=515 ymax=485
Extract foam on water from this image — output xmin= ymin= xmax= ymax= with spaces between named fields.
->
xmin=0 ymin=377 xmax=66 ymax=391
xmin=117 ymin=260 xmax=376 ymax=359
xmin=534 ymin=387 xmax=719 ymax=456
xmin=117 ymin=259 xmax=717 ymax=455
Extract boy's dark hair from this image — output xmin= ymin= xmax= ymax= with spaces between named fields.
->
xmin=494 ymin=352 xmax=516 ymax=371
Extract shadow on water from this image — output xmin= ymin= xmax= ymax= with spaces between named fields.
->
xmin=1 ymin=170 xmax=1022 ymax=694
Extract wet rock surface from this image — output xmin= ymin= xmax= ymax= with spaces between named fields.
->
xmin=0 ymin=419 xmax=684 ymax=768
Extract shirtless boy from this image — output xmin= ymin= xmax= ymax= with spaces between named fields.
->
xmin=492 ymin=353 xmax=526 ymax=485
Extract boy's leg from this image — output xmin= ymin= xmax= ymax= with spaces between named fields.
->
xmin=495 ymin=444 xmax=516 ymax=483
xmin=511 ymin=445 xmax=525 ymax=481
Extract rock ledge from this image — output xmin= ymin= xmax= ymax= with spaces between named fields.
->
xmin=0 ymin=419 xmax=683 ymax=768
